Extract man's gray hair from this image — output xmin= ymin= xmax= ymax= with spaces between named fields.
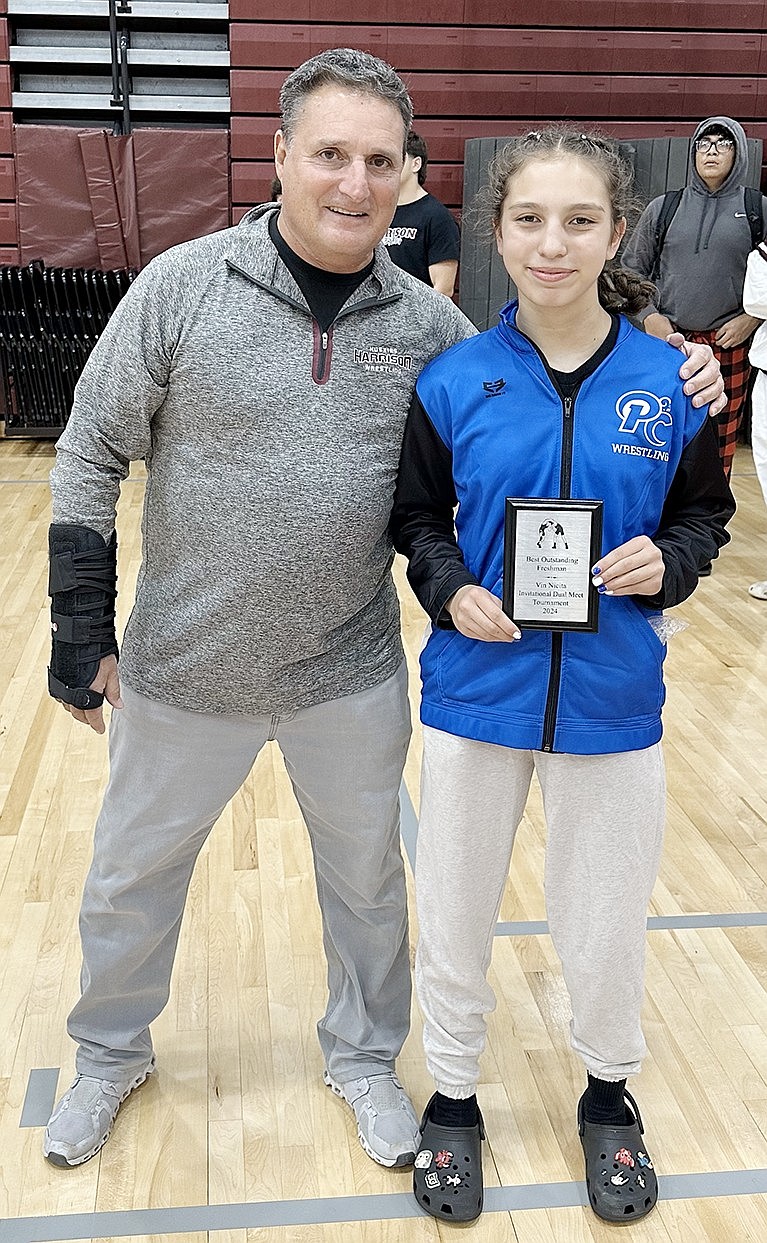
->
xmin=279 ymin=47 xmax=413 ymax=150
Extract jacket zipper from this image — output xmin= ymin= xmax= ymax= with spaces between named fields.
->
xmin=541 ymin=392 xmax=574 ymax=752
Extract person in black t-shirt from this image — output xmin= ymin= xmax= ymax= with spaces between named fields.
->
xmin=383 ymin=132 xmax=460 ymax=295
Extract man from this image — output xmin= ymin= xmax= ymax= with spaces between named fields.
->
xmin=383 ymin=131 xmax=460 ymax=295
xmin=623 ymin=116 xmax=767 ymax=481
xmin=43 ymin=48 xmax=724 ymax=1172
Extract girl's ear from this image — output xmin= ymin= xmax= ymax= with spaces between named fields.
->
xmin=608 ymin=216 xmax=627 ymax=260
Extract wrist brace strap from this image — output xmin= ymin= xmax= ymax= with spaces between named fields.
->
xmin=48 ymin=524 xmax=118 ymax=709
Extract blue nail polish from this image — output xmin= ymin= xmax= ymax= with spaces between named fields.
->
xmin=592 ymin=565 xmax=601 ymax=575
xmin=597 ymin=584 xmax=607 ymax=594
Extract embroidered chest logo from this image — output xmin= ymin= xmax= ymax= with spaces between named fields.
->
xmin=482 ymin=378 xmax=506 ymax=397
xmin=613 ymin=390 xmax=673 ymax=462
xmin=354 ymin=347 xmax=414 ymax=375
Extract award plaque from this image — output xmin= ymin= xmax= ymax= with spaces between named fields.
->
xmin=503 ymin=498 xmax=603 ymax=632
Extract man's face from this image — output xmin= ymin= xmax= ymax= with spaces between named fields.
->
xmin=274 ymin=84 xmax=405 ymax=273
xmin=695 ymin=132 xmax=736 ymax=191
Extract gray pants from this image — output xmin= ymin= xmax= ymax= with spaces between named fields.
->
xmin=70 ymin=667 xmax=412 ymax=1083
xmin=416 ymin=727 xmax=666 ymax=1096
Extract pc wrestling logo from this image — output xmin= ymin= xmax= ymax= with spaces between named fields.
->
xmin=612 ymin=390 xmax=673 ymax=461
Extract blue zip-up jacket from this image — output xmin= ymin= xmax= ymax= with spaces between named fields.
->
xmin=390 ymin=303 xmax=735 ymax=755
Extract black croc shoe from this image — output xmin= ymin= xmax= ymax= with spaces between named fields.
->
xmin=413 ymin=1095 xmax=485 ymax=1223
xmin=578 ymin=1089 xmax=658 ymax=1224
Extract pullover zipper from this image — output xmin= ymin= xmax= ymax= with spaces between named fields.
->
xmin=313 ymin=323 xmax=332 ymax=384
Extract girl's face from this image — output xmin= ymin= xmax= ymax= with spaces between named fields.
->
xmin=495 ymin=155 xmax=626 ymax=317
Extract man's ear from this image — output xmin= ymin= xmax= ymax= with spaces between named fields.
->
xmin=274 ymin=129 xmax=287 ymax=177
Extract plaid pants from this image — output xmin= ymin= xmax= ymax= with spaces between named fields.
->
xmin=682 ymin=328 xmax=752 ymax=481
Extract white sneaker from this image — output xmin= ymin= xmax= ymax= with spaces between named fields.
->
xmin=43 ymin=1058 xmax=155 ymax=1167
xmin=324 ymin=1069 xmax=419 ymax=1167
xmin=748 ymin=580 xmax=767 ymax=600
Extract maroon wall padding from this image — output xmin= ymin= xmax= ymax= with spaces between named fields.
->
xmin=0 ymin=112 xmax=11 ymax=157
xmin=78 ymin=129 xmax=141 ymax=269
xmin=15 ymin=126 xmax=230 ymax=269
xmin=464 ymin=0 xmax=767 ymax=26
xmin=229 ymin=0 xmax=464 ymax=21
xmin=608 ymin=76 xmax=758 ymax=119
xmin=231 ymin=116 xmax=281 ymax=162
xmin=0 ymin=200 xmax=16 ymax=244
xmin=231 ymin=0 xmax=767 ymax=23
xmin=230 ymin=25 xmax=764 ymax=77
xmin=234 ymin=70 xmax=594 ymax=119
xmin=0 ymin=65 xmax=10 ymax=110
xmin=0 ymin=21 xmax=8 ymax=60
xmin=232 ymin=68 xmax=764 ymax=125
xmin=133 ymin=131 xmax=231 ymax=264
xmin=0 ymin=153 xmax=14 ymax=201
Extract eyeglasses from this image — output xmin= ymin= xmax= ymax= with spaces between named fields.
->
xmin=694 ymin=137 xmax=734 ymax=153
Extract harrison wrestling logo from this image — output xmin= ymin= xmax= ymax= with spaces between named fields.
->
xmin=354 ymin=346 xmax=415 ymax=374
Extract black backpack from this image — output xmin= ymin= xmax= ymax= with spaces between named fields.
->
xmin=649 ymin=184 xmax=763 ymax=282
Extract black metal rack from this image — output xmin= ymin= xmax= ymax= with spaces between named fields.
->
xmin=0 ymin=261 xmax=134 ymax=436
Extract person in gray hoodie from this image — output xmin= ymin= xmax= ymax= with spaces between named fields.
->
xmin=41 ymin=48 xmax=725 ymax=1176
xmin=623 ymin=115 xmax=767 ymax=481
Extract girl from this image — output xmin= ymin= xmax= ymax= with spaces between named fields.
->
xmin=391 ymin=127 xmax=735 ymax=1225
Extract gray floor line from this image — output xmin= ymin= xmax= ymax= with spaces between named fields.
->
xmin=3 ymin=1170 xmax=767 ymax=1242
xmin=18 ymin=1069 xmax=60 ymax=1127
xmin=495 ymin=912 xmax=767 ymax=937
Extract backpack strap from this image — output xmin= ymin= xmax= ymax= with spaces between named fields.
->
xmin=650 ymin=189 xmax=683 ymax=283
xmin=744 ymin=185 xmax=764 ymax=250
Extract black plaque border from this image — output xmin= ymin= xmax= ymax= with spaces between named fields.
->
xmin=503 ymin=498 xmax=603 ymax=632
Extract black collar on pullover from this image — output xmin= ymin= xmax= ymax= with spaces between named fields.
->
xmin=268 ymin=212 xmax=374 ymax=333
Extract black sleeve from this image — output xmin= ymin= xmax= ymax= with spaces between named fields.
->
xmin=641 ymin=415 xmax=736 ymax=609
xmin=426 ymin=201 xmax=461 ymax=266
xmin=389 ymin=393 xmax=480 ymax=626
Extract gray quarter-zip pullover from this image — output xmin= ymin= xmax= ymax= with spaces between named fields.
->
xmin=50 ymin=205 xmax=475 ymax=713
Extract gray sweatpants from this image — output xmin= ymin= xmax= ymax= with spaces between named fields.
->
xmin=416 ymin=726 xmax=666 ymax=1096
xmin=69 ymin=667 xmax=412 ymax=1084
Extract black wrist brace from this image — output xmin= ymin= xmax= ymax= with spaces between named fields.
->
xmin=48 ymin=523 xmax=119 ymax=710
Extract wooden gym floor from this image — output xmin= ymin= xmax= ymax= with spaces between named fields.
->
xmin=1 ymin=435 xmax=767 ymax=1242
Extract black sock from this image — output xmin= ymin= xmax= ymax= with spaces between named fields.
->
xmin=582 ymin=1074 xmax=629 ymax=1125
xmin=428 ymin=1091 xmax=479 ymax=1128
